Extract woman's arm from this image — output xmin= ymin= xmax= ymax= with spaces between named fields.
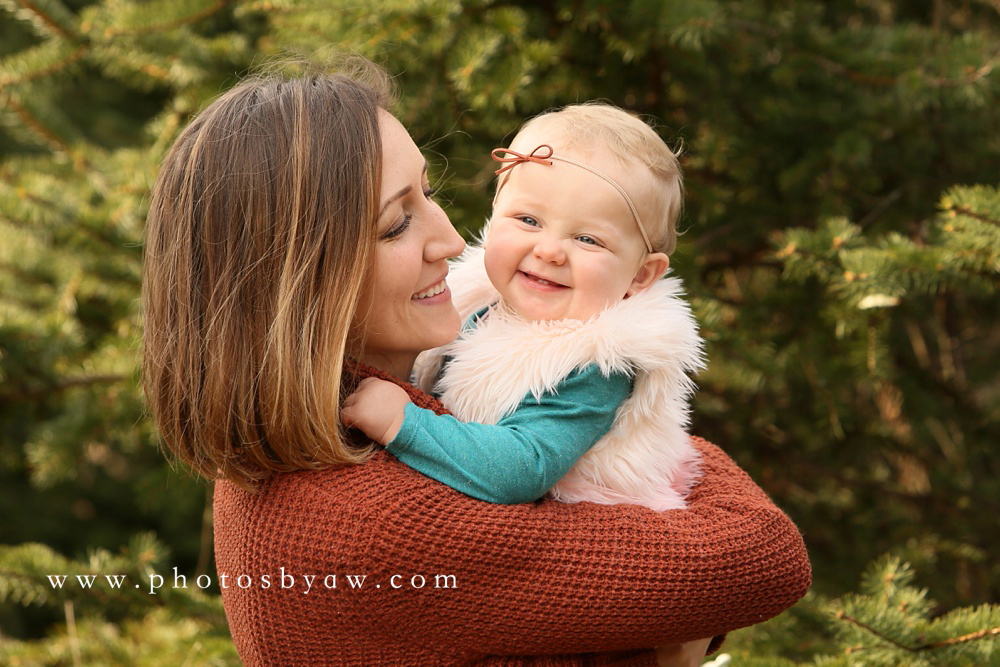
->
xmin=333 ymin=365 xmax=809 ymax=656
xmin=355 ymin=436 xmax=810 ymax=655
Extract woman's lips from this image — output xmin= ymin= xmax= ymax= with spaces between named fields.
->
xmin=412 ymin=278 xmax=451 ymax=303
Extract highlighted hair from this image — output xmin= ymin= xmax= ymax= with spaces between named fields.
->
xmin=142 ymin=60 xmax=391 ymax=489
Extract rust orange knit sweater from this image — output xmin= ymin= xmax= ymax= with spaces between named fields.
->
xmin=213 ymin=365 xmax=811 ymax=666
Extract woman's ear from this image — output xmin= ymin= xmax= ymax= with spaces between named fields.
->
xmin=626 ymin=253 xmax=670 ymax=297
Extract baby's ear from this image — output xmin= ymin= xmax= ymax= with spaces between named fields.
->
xmin=626 ymin=253 xmax=670 ymax=297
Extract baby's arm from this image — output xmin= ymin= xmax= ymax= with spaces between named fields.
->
xmin=343 ymin=365 xmax=631 ymax=504
xmin=341 ymin=377 xmax=410 ymax=444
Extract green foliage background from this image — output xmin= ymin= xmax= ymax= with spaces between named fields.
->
xmin=1 ymin=0 xmax=997 ymax=664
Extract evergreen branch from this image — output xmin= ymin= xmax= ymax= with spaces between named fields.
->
xmin=728 ymin=20 xmax=894 ymax=86
xmin=0 ymin=92 xmax=71 ymax=153
xmin=922 ymin=625 xmax=1000 ymax=648
xmin=104 ymin=0 xmax=236 ymax=38
xmin=811 ymin=55 xmax=898 ymax=87
xmin=813 ymin=48 xmax=1000 ymax=88
xmin=0 ymin=45 xmax=88 ymax=88
xmin=10 ymin=0 xmax=77 ymax=40
xmin=838 ymin=610 xmax=1000 ymax=653
xmin=0 ymin=567 xmax=52 ymax=605
xmin=731 ymin=18 xmax=999 ymax=89
xmin=834 ymin=610 xmax=917 ymax=651
xmin=949 ymin=205 xmax=1000 ymax=226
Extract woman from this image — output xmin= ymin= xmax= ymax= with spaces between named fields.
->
xmin=142 ymin=59 xmax=810 ymax=667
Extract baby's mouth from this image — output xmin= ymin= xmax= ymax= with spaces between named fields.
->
xmin=520 ymin=271 xmax=568 ymax=288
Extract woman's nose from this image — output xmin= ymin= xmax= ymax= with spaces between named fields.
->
xmin=533 ymin=237 xmax=566 ymax=264
xmin=425 ymin=205 xmax=466 ymax=261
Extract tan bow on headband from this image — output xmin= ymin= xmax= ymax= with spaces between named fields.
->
xmin=490 ymin=144 xmax=654 ymax=253
xmin=491 ymin=145 xmax=555 ymax=174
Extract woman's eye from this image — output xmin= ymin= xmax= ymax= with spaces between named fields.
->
xmin=380 ymin=214 xmax=412 ymax=241
xmin=423 ymin=186 xmax=437 ymax=201
xmin=518 ymin=216 xmax=540 ymax=227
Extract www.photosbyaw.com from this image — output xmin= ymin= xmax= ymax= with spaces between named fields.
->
xmin=46 ymin=568 xmax=458 ymax=595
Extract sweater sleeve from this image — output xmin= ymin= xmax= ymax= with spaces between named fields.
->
xmin=216 ymin=364 xmax=810 ymax=662
xmin=386 ymin=364 xmax=632 ymax=504
xmin=361 ymin=436 xmax=811 ymax=656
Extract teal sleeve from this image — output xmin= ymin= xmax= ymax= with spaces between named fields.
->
xmin=386 ymin=364 xmax=632 ymax=504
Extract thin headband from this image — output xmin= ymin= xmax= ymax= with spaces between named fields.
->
xmin=491 ymin=144 xmax=654 ymax=253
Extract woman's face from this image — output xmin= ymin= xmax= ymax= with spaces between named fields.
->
xmin=355 ymin=112 xmax=466 ymax=378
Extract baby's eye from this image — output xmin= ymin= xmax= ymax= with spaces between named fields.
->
xmin=577 ymin=235 xmax=600 ymax=246
xmin=517 ymin=216 xmax=540 ymax=227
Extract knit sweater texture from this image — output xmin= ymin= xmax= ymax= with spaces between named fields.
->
xmin=213 ymin=365 xmax=812 ymax=666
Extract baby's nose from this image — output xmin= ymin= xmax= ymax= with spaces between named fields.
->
xmin=533 ymin=237 xmax=567 ymax=263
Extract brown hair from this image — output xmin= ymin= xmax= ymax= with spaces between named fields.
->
xmin=142 ymin=60 xmax=392 ymax=489
xmin=506 ymin=102 xmax=684 ymax=255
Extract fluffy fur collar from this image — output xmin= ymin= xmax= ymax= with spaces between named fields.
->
xmin=413 ymin=244 xmax=706 ymax=510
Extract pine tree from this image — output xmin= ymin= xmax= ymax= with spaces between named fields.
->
xmin=1 ymin=0 xmax=261 ymax=655
xmin=721 ymin=556 xmax=1000 ymax=665
xmin=0 ymin=535 xmax=237 ymax=665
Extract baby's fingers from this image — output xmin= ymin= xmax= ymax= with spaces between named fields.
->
xmin=340 ymin=403 xmax=358 ymax=428
xmin=343 ymin=378 xmax=377 ymax=404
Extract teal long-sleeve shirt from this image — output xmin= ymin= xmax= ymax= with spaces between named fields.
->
xmin=386 ymin=364 xmax=632 ymax=504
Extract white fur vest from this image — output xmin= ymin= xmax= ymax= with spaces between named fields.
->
xmin=413 ymin=245 xmax=707 ymax=510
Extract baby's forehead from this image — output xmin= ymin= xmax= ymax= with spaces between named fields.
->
xmin=506 ymin=137 xmax=657 ymax=202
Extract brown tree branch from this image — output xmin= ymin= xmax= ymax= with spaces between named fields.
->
xmin=835 ymin=610 xmax=917 ymax=651
xmin=949 ymin=205 xmax=1000 ymax=226
xmin=0 ymin=46 xmax=89 ymax=88
xmin=837 ymin=610 xmax=1000 ymax=652
xmin=12 ymin=0 xmax=77 ymax=40
xmin=0 ymin=92 xmax=71 ymax=153
xmin=923 ymin=625 xmax=1000 ymax=648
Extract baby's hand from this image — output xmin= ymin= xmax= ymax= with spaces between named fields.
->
xmin=341 ymin=377 xmax=411 ymax=445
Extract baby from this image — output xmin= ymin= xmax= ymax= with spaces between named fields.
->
xmin=342 ymin=103 xmax=705 ymax=510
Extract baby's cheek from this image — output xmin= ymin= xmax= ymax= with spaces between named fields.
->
xmin=482 ymin=240 xmax=511 ymax=284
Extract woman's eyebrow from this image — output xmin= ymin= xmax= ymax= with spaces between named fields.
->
xmin=379 ymin=185 xmax=411 ymax=218
xmin=378 ymin=161 xmax=429 ymax=218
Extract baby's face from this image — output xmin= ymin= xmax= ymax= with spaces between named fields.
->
xmin=484 ymin=152 xmax=657 ymax=322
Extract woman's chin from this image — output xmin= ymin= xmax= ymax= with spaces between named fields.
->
xmin=411 ymin=303 xmax=461 ymax=350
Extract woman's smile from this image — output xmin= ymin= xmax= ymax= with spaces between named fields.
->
xmin=412 ymin=277 xmax=451 ymax=302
